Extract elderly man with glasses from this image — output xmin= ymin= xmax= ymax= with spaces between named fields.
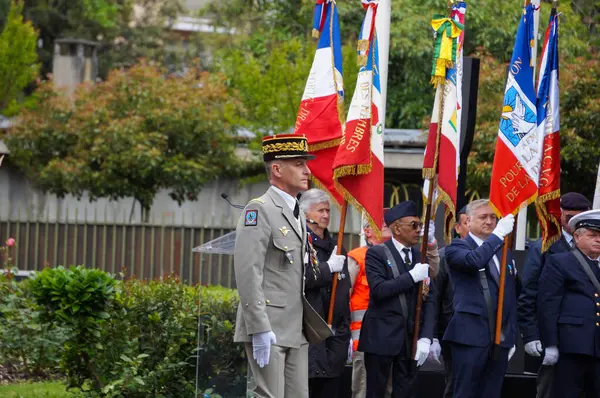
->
xmin=357 ymin=200 xmax=439 ymax=398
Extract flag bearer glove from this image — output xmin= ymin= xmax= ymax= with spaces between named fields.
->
xmin=542 ymin=346 xmax=559 ymax=366
xmin=427 ymin=338 xmax=442 ymax=364
xmin=415 ymin=338 xmax=431 ymax=367
xmin=327 ymin=246 xmax=346 ymax=273
xmin=524 ymin=340 xmax=543 ymax=357
xmin=492 ymin=214 xmax=515 ymax=239
xmin=409 ymin=263 xmax=429 ymax=283
xmin=508 ymin=345 xmax=516 ymax=361
xmin=420 ymin=220 xmax=436 ymax=244
xmin=252 ymin=331 xmax=277 ymax=368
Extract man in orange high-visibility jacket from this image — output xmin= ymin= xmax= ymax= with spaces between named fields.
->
xmin=348 ymin=217 xmax=439 ymax=398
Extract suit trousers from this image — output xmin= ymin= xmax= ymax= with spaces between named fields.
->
xmin=364 ymin=351 xmax=416 ymax=398
xmin=245 ymin=342 xmax=309 ymax=398
xmin=441 ymin=341 xmax=453 ymax=398
xmin=351 ymin=351 xmax=392 ymax=398
xmin=553 ymin=353 xmax=600 ymax=398
xmin=450 ymin=342 xmax=509 ymax=398
xmin=536 ymin=364 xmax=554 ymax=398
xmin=309 ymin=377 xmax=340 ymax=398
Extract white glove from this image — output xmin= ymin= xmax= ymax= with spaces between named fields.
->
xmin=414 ymin=338 xmax=431 ymax=367
xmin=347 ymin=339 xmax=354 ymax=363
xmin=542 ymin=346 xmax=559 ymax=366
xmin=409 ymin=263 xmax=429 ymax=283
xmin=508 ymin=345 xmax=516 ymax=361
xmin=420 ymin=220 xmax=436 ymax=244
xmin=492 ymin=214 xmax=515 ymax=239
xmin=327 ymin=246 xmax=346 ymax=273
xmin=524 ymin=340 xmax=543 ymax=357
xmin=252 ymin=331 xmax=277 ymax=368
xmin=427 ymin=338 xmax=442 ymax=364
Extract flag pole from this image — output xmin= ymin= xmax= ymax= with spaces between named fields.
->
xmin=327 ymin=201 xmax=348 ymax=326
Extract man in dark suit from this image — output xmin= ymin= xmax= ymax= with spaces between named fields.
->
xmin=444 ymin=199 xmax=517 ymax=398
xmin=358 ymin=200 xmax=437 ymax=398
xmin=538 ymin=209 xmax=600 ymax=396
xmin=517 ymin=192 xmax=591 ymax=398
xmin=429 ymin=206 xmax=469 ymax=398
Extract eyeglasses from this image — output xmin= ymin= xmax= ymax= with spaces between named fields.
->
xmin=397 ymin=221 xmax=424 ymax=230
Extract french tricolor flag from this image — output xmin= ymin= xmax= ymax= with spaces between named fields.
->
xmin=295 ymin=0 xmax=345 ymax=150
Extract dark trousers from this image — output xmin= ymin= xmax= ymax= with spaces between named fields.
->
xmin=553 ymin=353 xmax=600 ymax=398
xmin=441 ymin=341 xmax=453 ymax=398
xmin=536 ymin=364 xmax=554 ymax=398
xmin=309 ymin=377 xmax=341 ymax=398
xmin=364 ymin=352 xmax=416 ymax=398
xmin=450 ymin=342 xmax=509 ymax=398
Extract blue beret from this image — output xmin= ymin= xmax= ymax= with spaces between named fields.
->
xmin=385 ymin=200 xmax=418 ymax=225
xmin=560 ymin=192 xmax=591 ymax=211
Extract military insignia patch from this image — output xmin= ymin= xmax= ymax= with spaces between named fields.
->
xmin=245 ymin=210 xmax=258 ymax=226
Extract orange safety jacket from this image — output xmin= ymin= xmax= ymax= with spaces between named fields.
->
xmin=349 ymin=246 xmax=370 ymax=351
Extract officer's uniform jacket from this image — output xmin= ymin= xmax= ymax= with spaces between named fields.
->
xmin=444 ymin=234 xmax=517 ymax=349
xmin=233 ymin=186 xmax=308 ymax=348
xmin=538 ymin=249 xmax=600 ymax=357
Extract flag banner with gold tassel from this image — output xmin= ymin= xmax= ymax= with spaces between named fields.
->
xmin=422 ymin=1 xmax=466 ymax=242
xmin=535 ymin=9 xmax=561 ymax=251
xmin=593 ymin=159 xmax=600 ymax=210
xmin=332 ymin=0 xmax=384 ymax=235
xmin=296 ymin=0 xmax=345 ymax=205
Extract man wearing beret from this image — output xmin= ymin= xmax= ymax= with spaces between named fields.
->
xmin=538 ymin=209 xmax=600 ymax=396
xmin=233 ymin=134 xmax=331 ymax=398
xmin=443 ymin=199 xmax=517 ymax=398
xmin=517 ymin=192 xmax=591 ymax=398
xmin=358 ymin=200 xmax=438 ymax=398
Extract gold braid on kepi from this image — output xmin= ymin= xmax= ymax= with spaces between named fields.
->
xmin=262 ymin=134 xmax=316 ymax=162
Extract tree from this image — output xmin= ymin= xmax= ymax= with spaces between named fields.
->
xmin=3 ymin=61 xmax=246 ymax=220
xmin=0 ymin=0 xmax=39 ymax=110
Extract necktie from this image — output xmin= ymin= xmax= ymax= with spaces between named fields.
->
xmin=293 ymin=201 xmax=300 ymax=219
xmin=402 ymin=248 xmax=412 ymax=266
xmin=570 ymin=239 xmax=575 ymax=249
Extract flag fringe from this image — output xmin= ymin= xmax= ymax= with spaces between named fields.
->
xmin=357 ymin=54 xmax=367 ymax=67
xmin=308 ymin=138 xmax=342 ymax=152
xmin=489 ymin=190 xmax=538 ymax=218
xmin=334 ymin=181 xmax=382 ymax=239
xmin=309 ymin=175 xmax=343 ymax=209
xmin=535 ymin=189 xmax=562 ymax=252
xmin=423 ymin=168 xmax=437 ymax=180
xmin=357 ymin=39 xmax=370 ymax=52
xmin=437 ymin=188 xmax=457 ymax=244
xmin=312 ymin=29 xmax=320 ymax=39
xmin=430 ymin=75 xmax=445 ymax=87
xmin=333 ymin=163 xmax=372 ymax=179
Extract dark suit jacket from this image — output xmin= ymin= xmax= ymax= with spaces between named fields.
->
xmin=538 ymin=250 xmax=600 ymax=357
xmin=517 ymin=236 xmax=570 ymax=344
xmin=443 ymin=234 xmax=517 ymax=349
xmin=357 ymin=239 xmax=436 ymax=356
xmin=433 ymin=247 xmax=454 ymax=340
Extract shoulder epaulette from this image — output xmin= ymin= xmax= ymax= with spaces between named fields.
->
xmin=248 ymin=198 xmax=265 ymax=204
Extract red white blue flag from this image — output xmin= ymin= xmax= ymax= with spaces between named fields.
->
xmin=535 ymin=10 xmax=561 ymax=251
xmin=333 ymin=0 xmax=384 ymax=234
xmin=296 ymin=0 xmax=345 ymax=204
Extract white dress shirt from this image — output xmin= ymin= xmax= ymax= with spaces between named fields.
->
xmin=392 ymin=237 xmax=413 ymax=265
xmin=271 ymin=185 xmax=301 ymax=231
xmin=469 ymin=232 xmax=500 ymax=272
xmin=562 ymin=229 xmax=574 ymax=248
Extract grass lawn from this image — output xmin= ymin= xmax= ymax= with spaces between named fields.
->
xmin=0 ymin=381 xmax=74 ymax=397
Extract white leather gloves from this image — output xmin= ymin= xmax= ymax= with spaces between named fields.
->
xmin=252 ymin=331 xmax=277 ymax=368
xmin=508 ymin=345 xmax=516 ymax=361
xmin=409 ymin=263 xmax=429 ymax=283
xmin=414 ymin=338 xmax=431 ymax=367
xmin=420 ymin=220 xmax=436 ymax=244
xmin=492 ymin=214 xmax=515 ymax=239
xmin=347 ymin=338 xmax=354 ymax=363
xmin=327 ymin=246 xmax=346 ymax=273
xmin=427 ymin=338 xmax=442 ymax=364
xmin=524 ymin=340 xmax=543 ymax=357
xmin=542 ymin=346 xmax=559 ymax=366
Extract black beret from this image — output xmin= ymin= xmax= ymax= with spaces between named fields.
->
xmin=560 ymin=192 xmax=591 ymax=211
xmin=385 ymin=200 xmax=418 ymax=225
xmin=457 ymin=205 xmax=467 ymax=217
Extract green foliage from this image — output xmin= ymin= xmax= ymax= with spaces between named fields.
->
xmin=29 ymin=266 xmax=117 ymax=389
xmin=0 ymin=0 xmax=40 ymax=110
xmin=0 ymin=381 xmax=77 ymax=397
xmin=4 ymin=61 xmax=246 ymax=218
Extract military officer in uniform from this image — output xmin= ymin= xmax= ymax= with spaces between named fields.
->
xmin=358 ymin=200 xmax=436 ymax=398
xmin=233 ymin=134 xmax=331 ymax=398
xmin=444 ymin=199 xmax=517 ymax=398
xmin=538 ymin=209 xmax=600 ymax=397
xmin=517 ymin=192 xmax=591 ymax=398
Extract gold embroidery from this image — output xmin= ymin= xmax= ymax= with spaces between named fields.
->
xmin=262 ymin=141 xmax=308 ymax=154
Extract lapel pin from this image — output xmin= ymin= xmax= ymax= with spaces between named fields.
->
xmin=279 ymin=226 xmax=289 ymax=236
